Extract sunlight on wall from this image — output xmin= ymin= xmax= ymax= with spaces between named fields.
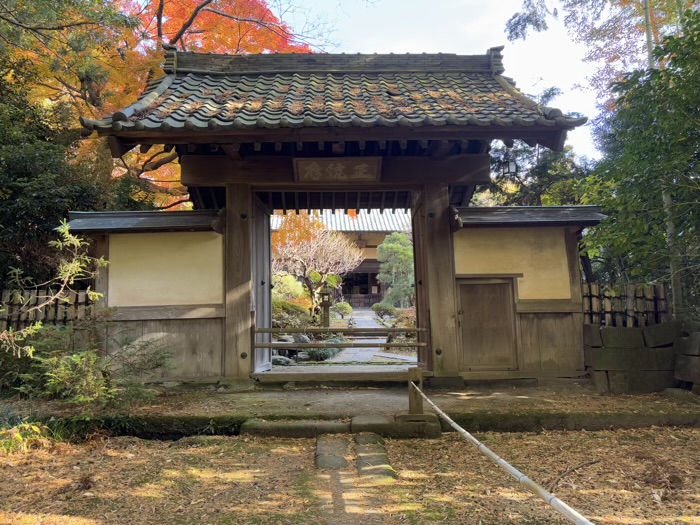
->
xmin=108 ymin=232 xmax=223 ymax=306
xmin=453 ymin=227 xmax=571 ymax=300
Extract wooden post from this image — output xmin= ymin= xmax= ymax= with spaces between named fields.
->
xmin=224 ymin=183 xmax=254 ymax=379
xmin=590 ymin=283 xmax=601 ymax=325
xmin=635 ymin=285 xmax=646 ymax=327
xmin=408 ymin=366 xmax=424 ymax=415
xmin=603 ymin=289 xmax=612 ymax=326
xmin=644 ymin=285 xmax=655 ymax=326
xmin=625 ymin=284 xmax=636 ymax=328
xmin=612 ymin=294 xmax=624 ymax=327
xmin=656 ymin=283 xmax=668 ymax=323
xmin=420 ymin=184 xmax=460 ymax=377
xmin=582 ymin=283 xmax=591 ymax=324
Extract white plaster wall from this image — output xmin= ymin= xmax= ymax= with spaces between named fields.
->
xmin=108 ymin=232 xmax=224 ymax=307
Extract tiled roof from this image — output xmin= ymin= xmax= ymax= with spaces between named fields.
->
xmin=80 ymin=47 xmax=586 ymax=141
xmin=271 ymin=209 xmax=411 ymax=232
xmin=454 ymin=206 xmax=606 ymax=228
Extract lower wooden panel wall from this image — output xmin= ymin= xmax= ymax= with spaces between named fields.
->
xmin=107 ymin=318 xmax=224 ymax=381
xmin=519 ymin=312 xmax=584 ymax=373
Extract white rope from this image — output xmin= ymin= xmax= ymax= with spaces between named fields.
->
xmin=410 ymin=382 xmax=596 ymax=525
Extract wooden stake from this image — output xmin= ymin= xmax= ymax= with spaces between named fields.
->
xmin=408 ymin=367 xmax=424 ymax=415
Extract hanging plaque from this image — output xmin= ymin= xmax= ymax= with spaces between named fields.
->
xmin=293 ymin=157 xmax=382 ymax=183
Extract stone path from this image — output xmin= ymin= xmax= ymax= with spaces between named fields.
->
xmin=327 ymin=308 xmax=384 ymax=363
xmin=327 ymin=309 xmax=419 ymax=363
xmin=314 ymin=433 xmax=396 ymax=525
xmin=326 ymin=337 xmax=384 ymax=363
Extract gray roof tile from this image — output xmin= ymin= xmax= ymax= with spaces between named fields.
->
xmin=81 ymin=48 xmax=586 ymax=139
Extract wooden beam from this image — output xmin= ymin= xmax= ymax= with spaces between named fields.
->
xmin=419 ymin=184 xmax=460 ymax=377
xmin=428 ymin=140 xmax=452 ymax=159
xmin=181 ymin=154 xmax=490 ymax=187
xmin=113 ymin=304 xmax=225 ymax=321
xmin=103 ymin=124 xmax=573 ymax=152
xmin=460 ymin=185 xmax=476 ymax=207
xmin=107 ymin=136 xmax=134 ymax=158
xmin=515 ymin=301 xmax=583 ymax=313
xmin=224 ymin=184 xmax=254 ymax=379
xmin=221 ymin=144 xmax=241 ymax=160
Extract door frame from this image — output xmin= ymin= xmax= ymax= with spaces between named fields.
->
xmin=252 ymin=196 xmax=273 ymax=373
xmin=456 ymin=276 xmax=521 ymax=372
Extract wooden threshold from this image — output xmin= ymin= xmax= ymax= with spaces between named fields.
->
xmin=252 ymin=364 xmax=433 ymax=383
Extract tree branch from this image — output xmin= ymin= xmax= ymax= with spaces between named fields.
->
xmin=157 ymin=198 xmax=190 ymax=210
xmin=168 ymin=0 xmax=216 ymax=46
xmin=156 ymin=0 xmax=165 ymax=41
xmin=201 ymin=8 xmax=292 ymax=41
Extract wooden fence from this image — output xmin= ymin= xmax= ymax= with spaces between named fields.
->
xmin=0 ymin=289 xmax=93 ymax=331
xmin=582 ymin=283 xmax=669 ymax=327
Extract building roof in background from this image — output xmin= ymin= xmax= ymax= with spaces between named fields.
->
xmin=271 ymin=209 xmax=412 ymax=232
xmin=453 ymin=206 xmax=606 ymax=229
xmin=80 ymin=47 xmax=585 ymax=150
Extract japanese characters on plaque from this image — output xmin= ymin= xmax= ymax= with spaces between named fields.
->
xmin=293 ymin=158 xmax=382 ymax=183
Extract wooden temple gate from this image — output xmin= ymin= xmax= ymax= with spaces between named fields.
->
xmin=74 ymin=48 xmax=597 ymax=382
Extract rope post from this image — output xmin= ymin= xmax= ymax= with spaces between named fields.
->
xmin=408 ymin=366 xmax=423 ymax=415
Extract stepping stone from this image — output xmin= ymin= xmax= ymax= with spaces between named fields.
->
xmin=315 ymin=435 xmax=349 ymax=470
xmin=354 ymin=433 xmax=396 ymax=480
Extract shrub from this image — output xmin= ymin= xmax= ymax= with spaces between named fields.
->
xmin=272 ymin=299 xmax=312 ymax=328
xmin=331 ymin=301 xmax=353 ymax=319
xmin=12 ymin=318 xmax=170 ymax=406
xmin=26 ymin=351 xmax=115 ymax=404
xmin=271 ymin=273 xmax=305 ymax=302
xmin=387 ymin=307 xmax=417 ymax=344
xmin=0 ymin=422 xmax=52 ymax=454
xmin=306 ymin=338 xmax=345 ymax=361
xmin=372 ymin=302 xmax=397 ymax=320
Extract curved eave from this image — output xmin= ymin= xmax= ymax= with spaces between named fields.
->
xmin=81 ymin=121 xmax=585 ymax=153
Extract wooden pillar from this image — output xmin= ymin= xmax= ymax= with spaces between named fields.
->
xmin=419 ymin=184 xmax=461 ymax=377
xmin=224 ymin=183 xmax=254 ymax=379
xmin=566 ymin=227 xmax=585 ymax=370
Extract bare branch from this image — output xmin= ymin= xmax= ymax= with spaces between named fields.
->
xmin=168 ymin=0 xmax=216 ymax=46
xmin=201 ymin=8 xmax=292 ymax=41
xmin=157 ymin=198 xmax=190 ymax=210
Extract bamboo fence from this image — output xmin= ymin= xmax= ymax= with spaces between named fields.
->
xmin=0 ymin=289 xmax=92 ymax=331
xmin=582 ymin=283 xmax=669 ymax=327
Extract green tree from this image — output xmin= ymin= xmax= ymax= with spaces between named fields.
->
xmin=489 ymin=142 xmax=592 ymax=206
xmin=376 ymin=233 xmax=415 ymax=309
xmin=586 ymin=9 xmax=700 ymax=313
xmin=0 ymin=56 xmax=113 ymax=286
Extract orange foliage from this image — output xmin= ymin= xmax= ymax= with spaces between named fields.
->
xmin=18 ymin=1 xmax=312 ymax=209
xmin=272 ymin=211 xmax=325 ymax=257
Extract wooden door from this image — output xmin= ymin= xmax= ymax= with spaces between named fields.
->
xmin=252 ymin=198 xmax=272 ymax=373
xmin=459 ymin=280 xmax=517 ymax=371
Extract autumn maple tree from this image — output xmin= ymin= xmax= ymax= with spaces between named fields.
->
xmin=272 ymin=212 xmax=364 ymax=310
xmin=1 ymin=0 xmax=320 ymax=209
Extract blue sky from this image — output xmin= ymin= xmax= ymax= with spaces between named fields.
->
xmin=295 ymin=0 xmax=600 ymax=158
